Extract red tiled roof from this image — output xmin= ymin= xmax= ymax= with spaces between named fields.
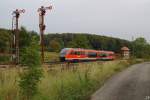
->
xmin=121 ymin=46 xmax=130 ymax=51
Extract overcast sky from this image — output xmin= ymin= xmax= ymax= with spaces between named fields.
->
xmin=1 ymin=0 xmax=150 ymax=41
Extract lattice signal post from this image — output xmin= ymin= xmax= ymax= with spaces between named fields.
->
xmin=12 ymin=9 xmax=25 ymax=65
xmin=38 ymin=6 xmax=52 ymax=63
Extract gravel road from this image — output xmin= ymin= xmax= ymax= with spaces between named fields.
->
xmin=91 ymin=62 xmax=150 ymax=100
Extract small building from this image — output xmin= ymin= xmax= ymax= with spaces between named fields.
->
xmin=121 ymin=46 xmax=130 ymax=59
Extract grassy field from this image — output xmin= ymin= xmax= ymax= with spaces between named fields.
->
xmin=0 ymin=55 xmax=11 ymax=64
xmin=0 ymin=52 xmax=59 ymax=64
xmin=0 ymin=60 xmax=142 ymax=100
xmin=44 ymin=52 xmax=59 ymax=62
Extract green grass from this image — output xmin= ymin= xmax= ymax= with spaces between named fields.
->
xmin=0 ymin=60 xmax=141 ymax=100
xmin=44 ymin=52 xmax=59 ymax=62
xmin=0 ymin=52 xmax=59 ymax=64
xmin=0 ymin=55 xmax=11 ymax=64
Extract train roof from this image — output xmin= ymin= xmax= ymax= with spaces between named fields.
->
xmin=62 ymin=48 xmax=97 ymax=51
xmin=99 ymin=50 xmax=115 ymax=54
xmin=61 ymin=48 xmax=115 ymax=53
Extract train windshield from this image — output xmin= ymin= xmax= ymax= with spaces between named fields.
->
xmin=60 ymin=48 xmax=70 ymax=56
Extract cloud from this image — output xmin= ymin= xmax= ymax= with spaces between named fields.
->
xmin=1 ymin=0 xmax=150 ymax=41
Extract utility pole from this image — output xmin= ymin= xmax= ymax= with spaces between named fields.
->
xmin=38 ymin=6 xmax=52 ymax=63
xmin=12 ymin=9 xmax=25 ymax=65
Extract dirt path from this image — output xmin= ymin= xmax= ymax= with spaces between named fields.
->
xmin=91 ymin=62 xmax=150 ymax=100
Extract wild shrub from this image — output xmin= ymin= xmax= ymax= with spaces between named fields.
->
xmin=19 ymin=37 xmax=43 ymax=100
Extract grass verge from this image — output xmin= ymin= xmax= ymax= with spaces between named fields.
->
xmin=44 ymin=52 xmax=59 ymax=62
xmin=0 ymin=59 xmax=142 ymax=100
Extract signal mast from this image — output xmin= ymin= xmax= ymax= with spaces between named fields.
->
xmin=38 ymin=6 xmax=52 ymax=63
xmin=12 ymin=9 xmax=25 ymax=65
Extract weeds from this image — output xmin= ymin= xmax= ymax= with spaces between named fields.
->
xmin=0 ymin=60 xmax=139 ymax=100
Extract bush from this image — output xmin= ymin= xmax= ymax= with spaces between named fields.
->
xmin=19 ymin=37 xmax=43 ymax=100
xmin=0 ymin=56 xmax=10 ymax=64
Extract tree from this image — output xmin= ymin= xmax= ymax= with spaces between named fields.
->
xmin=0 ymin=29 xmax=11 ymax=52
xmin=132 ymin=37 xmax=150 ymax=58
xmin=49 ymin=39 xmax=61 ymax=52
xmin=68 ymin=34 xmax=90 ymax=48
xmin=19 ymin=27 xmax=39 ymax=49
xmin=133 ymin=37 xmax=147 ymax=45
xmin=19 ymin=37 xmax=43 ymax=100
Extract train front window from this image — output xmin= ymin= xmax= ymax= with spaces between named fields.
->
xmin=60 ymin=49 xmax=69 ymax=55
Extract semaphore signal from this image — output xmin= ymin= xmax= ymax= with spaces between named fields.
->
xmin=38 ymin=5 xmax=52 ymax=63
xmin=12 ymin=9 xmax=25 ymax=65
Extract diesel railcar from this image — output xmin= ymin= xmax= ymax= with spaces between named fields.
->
xmin=60 ymin=48 xmax=115 ymax=62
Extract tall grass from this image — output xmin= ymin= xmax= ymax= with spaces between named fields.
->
xmin=0 ymin=68 xmax=20 ymax=100
xmin=0 ymin=60 xmax=138 ymax=100
xmin=44 ymin=52 xmax=59 ymax=62
xmin=0 ymin=56 xmax=11 ymax=64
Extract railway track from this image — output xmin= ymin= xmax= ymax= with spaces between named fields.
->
xmin=0 ymin=64 xmax=15 ymax=68
xmin=0 ymin=60 xmax=106 ymax=69
xmin=44 ymin=60 xmax=103 ymax=65
xmin=44 ymin=61 xmax=65 ymax=65
xmin=44 ymin=60 xmax=106 ymax=68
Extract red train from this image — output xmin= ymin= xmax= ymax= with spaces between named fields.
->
xmin=59 ymin=48 xmax=115 ymax=62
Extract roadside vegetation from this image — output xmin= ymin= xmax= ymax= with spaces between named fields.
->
xmin=0 ymin=55 xmax=11 ymax=64
xmin=1 ymin=27 xmax=150 ymax=62
xmin=0 ymin=59 xmax=142 ymax=100
xmin=44 ymin=52 xmax=59 ymax=62
xmin=19 ymin=37 xmax=43 ymax=100
xmin=0 ymin=27 xmax=149 ymax=100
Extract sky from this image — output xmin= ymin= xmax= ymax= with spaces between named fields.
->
xmin=1 ymin=0 xmax=150 ymax=41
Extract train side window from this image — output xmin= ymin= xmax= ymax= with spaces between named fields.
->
xmin=74 ymin=51 xmax=78 ymax=55
xmin=74 ymin=51 xmax=80 ymax=55
xmin=109 ymin=54 xmax=114 ymax=56
xmin=85 ymin=52 xmax=88 ymax=56
xmin=80 ymin=51 xmax=85 ymax=55
xmin=71 ymin=51 xmax=88 ymax=55
xmin=70 ymin=51 xmax=75 ymax=55
xmin=99 ymin=53 xmax=108 ymax=57
xmin=69 ymin=51 xmax=79 ymax=55
xmin=88 ymin=52 xmax=97 ymax=57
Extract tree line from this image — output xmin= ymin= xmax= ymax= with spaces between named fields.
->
xmin=0 ymin=27 xmax=38 ymax=53
xmin=45 ymin=33 xmax=131 ymax=53
xmin=0 ymin=27 xmax=150 ymax=59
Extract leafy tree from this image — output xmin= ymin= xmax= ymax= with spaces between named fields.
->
xmin=87 ymin=35 xmax=101 ymax=50
xmin=19 ymin=27 xmax=39 ymax=49
xmin=44 ymin=33 xmax=133 ymax=53
xmin=19 ymin=37 xmax=43 ymax=100
xmin=49 ymin=38 xmax=61 ymax=52
xmin=132 ymin=37 xmax=150 ymax=58
xmin=0 ymin=29 xmax=11 ymax=52
xmin=133 ymin=37 xmax=147 ymax=45
xmin=68 ymin=34 xmax=90 ymax=48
